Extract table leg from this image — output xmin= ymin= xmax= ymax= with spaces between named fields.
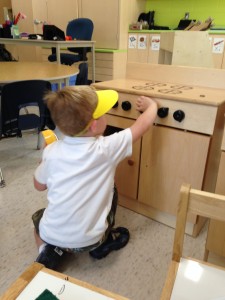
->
xmin=92 ymin=44 xmax=95 ymax=83
xmin=64 ymin=78 xmax=69 ymax=87
xmin=56 ymin=45 xmax=61 ymax=64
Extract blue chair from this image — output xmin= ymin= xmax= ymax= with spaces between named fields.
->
xmin=48 ymin=18 xmax=94 ymax=66
xmin=0 ymin=80 xmax=55 ymax=149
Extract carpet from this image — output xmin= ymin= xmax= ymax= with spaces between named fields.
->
xmin=0 ymin=132 xmax=208 ymax=300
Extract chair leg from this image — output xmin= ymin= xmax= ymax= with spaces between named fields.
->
xmin=37 ymin=131 xmax=41 ymax=150
xmin=0 ymin=168 xmax=6 ymax=187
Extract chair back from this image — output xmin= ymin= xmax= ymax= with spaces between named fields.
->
xmin=172 ymin=183 xmax=225 ymax=262
xmin=66 ymin=18 xmax=94 ymax=59
xmin=0 ymin=80 xmax=54 ymax=139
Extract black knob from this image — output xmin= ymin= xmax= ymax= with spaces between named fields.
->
xmin=121 ymin=101 xmax=132 ymax=111
xmin=113 ymin=101 xmax=119 ymax=108
xmin=173 ymin=110 xmax=185 ymax=122
xmin=157 ymin=107 xmax=169 ymax=118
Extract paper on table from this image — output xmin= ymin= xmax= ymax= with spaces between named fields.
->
xmin=16 ymin=271 xmax=114 ymax=300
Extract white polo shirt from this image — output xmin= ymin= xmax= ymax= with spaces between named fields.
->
xmin=34 ymin=128 xmax=132 ymax=248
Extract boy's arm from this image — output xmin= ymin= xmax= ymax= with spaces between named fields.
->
xmin=33 ymin=176 xmax=47 ymax=191
xmin=130 ymin=96 xmax=158 ymax=143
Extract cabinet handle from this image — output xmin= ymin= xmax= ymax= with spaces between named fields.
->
xmin=128 ymin=159 xmax=134 ymax=166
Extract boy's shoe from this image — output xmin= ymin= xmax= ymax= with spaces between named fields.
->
xmin=35 ymin=244 xmax=64 ymax=270
xmin=89 ymin=227 xmax=130 ymax=259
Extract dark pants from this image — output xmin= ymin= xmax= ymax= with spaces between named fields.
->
xmin=32 ymin=186 xmax=118 ymax=253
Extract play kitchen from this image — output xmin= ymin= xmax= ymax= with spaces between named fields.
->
xmin=93 ymin=63 xmax=225 ymax=237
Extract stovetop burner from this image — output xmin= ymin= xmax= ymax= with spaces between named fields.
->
xmin=132 ymin=82 xmax=193 ymax=94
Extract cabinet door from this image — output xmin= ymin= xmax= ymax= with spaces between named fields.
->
xmin=0 ymin=0 xmax=11 ymax=24
xmin=138 ymin=126 xmax=210 ymax=220
xmin=78 ymin=0 xmax=119 ymax=49
xmin=11 ymin=0 xmax=41 ymax=61
xmin=115 ymin=138 xmax=141 ymax=200
xmin=106 ymin=115 xmax=141 ymax=200
xmin=32 ymin=0 xmax=48 ymax=33
xmin=46 ymin=0 xmax=78 ymax=31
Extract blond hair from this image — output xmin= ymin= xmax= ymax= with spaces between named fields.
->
xmin=45 ymin=85 xmax=98 ymax=136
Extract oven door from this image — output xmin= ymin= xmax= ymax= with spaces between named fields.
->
xmin=138 ymin=125 xmax=210 ymax=222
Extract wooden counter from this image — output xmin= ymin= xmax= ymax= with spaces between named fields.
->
xmin=205 ymin=123 xmax=225 ymax=261
xmin=92 ymin=63 xmax=225 ymax=236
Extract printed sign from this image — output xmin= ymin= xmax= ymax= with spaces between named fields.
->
xmin=212 ymin=38 xmax=225 ymax=54
xmin=151 ymin=35 xmax=160 ymax=51
xmin=138 ymin=35 xmax=147 ymax=49
xmin=128 ymin=34 xmax=137 ymax=49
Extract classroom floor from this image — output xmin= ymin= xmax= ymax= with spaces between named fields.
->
xmin=1 ymin=131 xmax=224 ymax=300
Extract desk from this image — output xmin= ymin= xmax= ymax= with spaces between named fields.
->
xmin=0 ymin=62 xmax=78 ymax=87
xmin=1 ymin=262 xmax=129 ymax=300
xmin=0 ymin=38 xmax=95 ymax=83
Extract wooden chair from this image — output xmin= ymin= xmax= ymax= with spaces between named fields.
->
xmin=160 ymin=183 xmax=225 ymax=300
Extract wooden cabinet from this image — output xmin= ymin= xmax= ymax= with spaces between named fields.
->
xmin=205 ymin=126 xmax=225 ymax=260
xmin=158 ymin=31 xmax=214 ymax=68
xmin=127 ymin=32 xmax=160 ymax=64
xmin=43 ymin=0 xmax=78 ymax=31
xmin=87 ymin=50 xmax=127 ymax=82
xmin=12 ymin=0 xmax=78 ymax=34
xmin=106 ymin=115 xmax=141 ymax=200
xmin=127 ymin=31 xmax=225 ymax=70
xmin=10 ymin=0 xmax=79 ymax=61
xmin=78 ymin=0 xmax=120 ymax=50
xmin=78 ymin=0 xmax=145 ymax=50
xmin=10 ymin=0 xmax=40 ymax=61
xmin=78 ymin=0 xmax=145 ymax=81
xmin=138 ymin=126 xmax=210 ymax=234
xmin=0 ymin=0 xmax=12 ymax=24
xmin=93 ymin=63 xmax=225 ymax=236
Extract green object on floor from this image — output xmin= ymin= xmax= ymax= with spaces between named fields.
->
xmin=35 ymin=289 xmax=59 ymax=300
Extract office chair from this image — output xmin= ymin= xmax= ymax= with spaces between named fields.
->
xmin=0 ymin=80 xmax=55 ymax=149
xmin=161 ymin=183 xmax=225 ymax=299
xmin=48 ymin=18 xmax=94 ymax=66
xmin=75 ymin=62 xmax=88 ymax=85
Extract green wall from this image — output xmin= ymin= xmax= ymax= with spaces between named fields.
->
xmin=145 ymin=0 xmax=225 ymax=29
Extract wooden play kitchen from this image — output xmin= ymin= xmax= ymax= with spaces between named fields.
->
xmin=93 ymin=63 xmax=225 ymax=236
xmin=204 ymin=123 xmax=225 ymax=260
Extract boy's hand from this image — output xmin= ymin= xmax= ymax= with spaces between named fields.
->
xmin=136 ymin=96 xmax=157 ymax=113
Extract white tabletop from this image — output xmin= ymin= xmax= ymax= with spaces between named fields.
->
xmin=0 ymin=38 xmax=95 ymax=82
xmin=171 ymin=258 xmax=225 ymax=300
xmin=0 ymin=62 xmax=78 ymax=86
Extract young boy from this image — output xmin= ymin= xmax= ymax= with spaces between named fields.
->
xmin=32 ymin=85 xmax=157 ymax=270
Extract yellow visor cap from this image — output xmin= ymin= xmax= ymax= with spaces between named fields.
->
xmin=93 ymin=90 xmax=118 ymax=119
